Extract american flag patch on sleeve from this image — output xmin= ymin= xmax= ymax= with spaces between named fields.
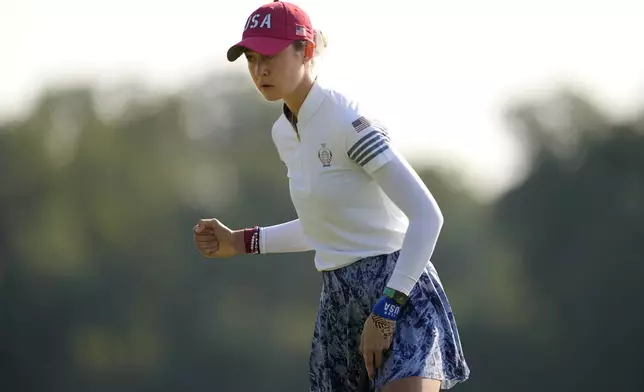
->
xmin=351 ymin=116 xmax=372 ymax=133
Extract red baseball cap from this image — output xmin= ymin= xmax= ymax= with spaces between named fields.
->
xmin=227 ymin=1 xmax=315 ymax=62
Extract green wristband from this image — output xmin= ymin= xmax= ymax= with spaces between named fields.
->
xmin=383 ymin=287 xmax=408 ymax=306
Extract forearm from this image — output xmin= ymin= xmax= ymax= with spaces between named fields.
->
xmin=387 ymin=208 xmax=442 ymax=295
xmin=371 ymin=154 xmax=444 ymax=296
xmin=259 ymin=219 xmax=313 ymax=254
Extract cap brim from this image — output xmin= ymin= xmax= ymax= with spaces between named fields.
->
xmin=226 ymin=36 xmax=293 ymax=62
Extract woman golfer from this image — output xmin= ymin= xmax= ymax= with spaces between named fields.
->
xmin=193 ymin=1 xmax=470 ymax=391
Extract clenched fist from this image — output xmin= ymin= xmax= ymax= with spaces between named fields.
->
xmin=193 ymin=218 xmax=245 ymax=259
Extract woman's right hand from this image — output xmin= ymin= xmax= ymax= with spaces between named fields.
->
xmin=193 ymin=218 xmax=245 ymax=259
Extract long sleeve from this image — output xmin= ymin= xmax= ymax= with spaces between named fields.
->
xmin=370 ymin=152 xmax=444 ymax=296
xmin=259 ymin=219 xmax=313 ymax=254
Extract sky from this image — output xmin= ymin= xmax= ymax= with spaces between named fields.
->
xmin=2 ymin=0 xmax=643 ymax=199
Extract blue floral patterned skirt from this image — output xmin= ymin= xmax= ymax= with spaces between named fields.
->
xmin=308 ymin=250 xmax=470 ymax=391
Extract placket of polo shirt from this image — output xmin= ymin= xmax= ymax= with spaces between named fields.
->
xmin=282 ymin=105 xmax=309 ymax=195
xmin=282 ymin=80 xmax=326 ymax=196
xmin=294 ymin=100 xmax=325 ymax=196
xmin=283 ymin=104 xmax=300 ymax=141
xmin=292 ymin=117 xmax=301 ymax=142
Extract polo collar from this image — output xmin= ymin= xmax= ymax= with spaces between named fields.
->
xmin=282 ymin=78 xmax=326 ymax=130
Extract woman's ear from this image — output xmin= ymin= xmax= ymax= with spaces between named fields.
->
xmin=304 ymin=41 xmax=315 ymax=61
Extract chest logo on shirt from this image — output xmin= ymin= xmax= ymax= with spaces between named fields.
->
xmin=317 ymin=143 xmax=333 ymax=167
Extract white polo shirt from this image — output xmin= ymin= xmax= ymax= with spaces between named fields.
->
xmin=271 ymin=78 xmax=409 ymax=271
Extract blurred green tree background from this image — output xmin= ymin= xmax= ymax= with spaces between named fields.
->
xmin=1 ymin=70 xmax=643 ymax=392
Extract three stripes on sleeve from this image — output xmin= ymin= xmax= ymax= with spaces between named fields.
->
xmin=347 ymin=116 xmax=391 ymax=167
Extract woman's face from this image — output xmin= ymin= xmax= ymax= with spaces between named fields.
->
xmin=245 ymin=44 xmax=307 ymax=101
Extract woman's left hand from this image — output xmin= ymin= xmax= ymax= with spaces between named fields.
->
xmin=360 ymin=310 xmax=397 ymax=380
